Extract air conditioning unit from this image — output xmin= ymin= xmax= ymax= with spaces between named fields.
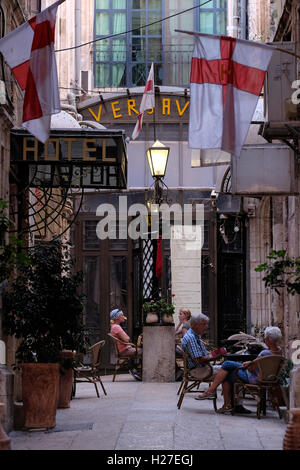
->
xmin=231 ymin=144 xmax=298 ymax=195
xmin=264 ymin=42 xmax=298 ymax=123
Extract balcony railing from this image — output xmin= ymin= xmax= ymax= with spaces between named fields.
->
xmin=93 ymin=44 xmax=194 ymax=87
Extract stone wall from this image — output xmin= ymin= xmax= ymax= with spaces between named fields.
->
xmin=247 ymin=191 xmax=300 ymax=354
xmin=0 ymin=0 xmax=35 ymax=433
xmin=170 ymin=225 xmax=202 ymax=325
xmin=43 ymin=0 xmax=94 ymax=102
xmin=248 ymin=0 xmax=273 ymax=41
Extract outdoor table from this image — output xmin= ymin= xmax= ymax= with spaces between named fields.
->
xmin=224 ymin=353 xmax=258 ymax=362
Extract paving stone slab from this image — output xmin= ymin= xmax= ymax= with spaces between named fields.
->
xmin=8 ymin=377 xmax=286 ymax=451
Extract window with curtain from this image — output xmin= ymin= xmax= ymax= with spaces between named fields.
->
xmin=198 ymin=0 xmax=227 ymax=35
xmin=94 ymin=0 xmax=227 ymax=88
xmin=95 ymin=0 xmax=127 ymax=87
xmin=94 ymin=0 xmax=163 ymax=88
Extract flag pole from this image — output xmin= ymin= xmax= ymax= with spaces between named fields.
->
xmin=175 ymin=29 xmax=300 ymax=60
xmin=153 ymin=64 xmax=156 ymax=142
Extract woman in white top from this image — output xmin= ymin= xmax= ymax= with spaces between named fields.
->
xmin=175 ymin=308 xmax=192 ymax=339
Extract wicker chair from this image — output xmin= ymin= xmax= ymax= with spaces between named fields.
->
xmin=233 ymin=355 xmax=285 ymax=419
xmin=177 ymin=351 xmax=217 ymax=410
xmin=73 ymin=340 xmax=107 ymax=398
xmin=108 ymin=333 xmax=142 ymax=382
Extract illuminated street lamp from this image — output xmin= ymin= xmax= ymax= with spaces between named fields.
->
xmin=146 ymin=140 xmax=170 ymax=179
xmin=145 ymin=140 xmax=170 ymax=310
xmin=146 ymin=140 xmax=170 ymax=204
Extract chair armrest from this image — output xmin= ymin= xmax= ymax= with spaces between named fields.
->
xmin=109 ymin=334 xmax=136 ymax=348
xmin=117 ymin=339 xmax=136 ymax=347
xmin=73 ymin=353 xmax=84 ymax=365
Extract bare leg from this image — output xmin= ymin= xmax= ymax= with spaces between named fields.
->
xmin=196 ymin=369 xmax=229 ymax=399
xmin=221 ymin=381 xmax=232 ymax=407
xmin=205 ymin=369 xmax=229 ymax=393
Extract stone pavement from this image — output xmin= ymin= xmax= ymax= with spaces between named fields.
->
xmin=9 ymin=373 xmax=287 ymax=451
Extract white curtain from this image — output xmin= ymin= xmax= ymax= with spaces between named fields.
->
xmin=112 ymin=13 xmax=126 ymax=86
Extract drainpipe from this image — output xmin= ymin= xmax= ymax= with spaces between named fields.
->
xmin=74 ymin=0 xmax=81 ymax=96
xmin=227 ymin=0 xmax=240 ymax=38
xmin=240 ymin=0 xmax=247 ymax=39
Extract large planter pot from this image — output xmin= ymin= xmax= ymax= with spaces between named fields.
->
xmin=0 ymin=404 xmax=11 ymax=450
xmin=162 ymin=313 xmax=174 ymax=324
xmin=145 ymin=311 xmax=159 ymax=324
xmin=22 ymin=363 xmax=60 ymax=430
xmin=58 ymin=368 xmax=74 ymax=409
xmin=58 ymin=350 xmax=75 ymax=409
xmin=283 ymin=408 xmax=300 ymax=450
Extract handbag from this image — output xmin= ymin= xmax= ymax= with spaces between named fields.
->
xmin=189 ymin=364 xmax=212 ymax=380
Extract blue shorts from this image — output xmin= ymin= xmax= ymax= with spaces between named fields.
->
xmin=221 ymin=360 xmax=249 ymax=384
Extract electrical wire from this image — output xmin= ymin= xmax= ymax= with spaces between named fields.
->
xmin=55 ymin=0 xmax=213 ymax=52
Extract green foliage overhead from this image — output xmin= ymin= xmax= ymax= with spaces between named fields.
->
xmin=255 ymin=250 xmax=300 ymax=296
xmin=3 ymin=240 xmax=88 ymax=365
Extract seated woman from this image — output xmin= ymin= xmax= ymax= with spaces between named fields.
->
xmin=195 ymin=326 xmax=283 ymax=413
xmin=175 ymin=308 xmax=192 ymax=344
xmin=175 ymin=308 xmax=192 ymax=380
xmin=110 ymin=308 xmax=142 ymax=381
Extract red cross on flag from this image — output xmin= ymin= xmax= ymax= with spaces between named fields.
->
xmin=0 ymin=0 xmax=65 ymax=143
xmin=132 ymin=63 xmax=155 ymax=140
xmin=189 ymin=33 xmax=274 ymax=156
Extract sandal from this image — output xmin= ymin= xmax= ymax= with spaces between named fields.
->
xmin=194 ymin=391 xmax=215 ymax=400
xmin=216 ymin=404 xmax=233 ymax=414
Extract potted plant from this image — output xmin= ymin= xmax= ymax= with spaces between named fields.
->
xmin=3 ymin=240 xmax=87 ymax=429
xmin=0 ymin=199 xmax=29 ymax=284
xmin=143 ymin=300 xmax=159 ymax=324
xmin=278 ymin=359 xmax=294 ymax=409
xmin=143 ymin=298 xmax=175 ymax=324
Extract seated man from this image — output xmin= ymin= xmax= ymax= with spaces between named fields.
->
xmin=110 ymin=308 xmax=142 ymax=381
xmin=181 ymin=313 xmax=223 ymax=379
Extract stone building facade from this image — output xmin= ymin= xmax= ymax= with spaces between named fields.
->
xmin=247 ymin=0 xmax=300 ymax=344
xmin=48 ymin=1 xmax=300 ymax=344
xmin=0 ymin=0 xmax=298 ymax=430
xmin=245 ymin=0 xmax=300 ymax=405
xmin=0 ymin=0 xmax=42 ymax=433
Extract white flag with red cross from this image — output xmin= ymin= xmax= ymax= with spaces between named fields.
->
xmin=0 ymin=0 xmax=64 ymax=143
xmin=189 ymin=33 xmax=274 ymax=156
xmin=132 ymin=63 xmax=155 ymax=140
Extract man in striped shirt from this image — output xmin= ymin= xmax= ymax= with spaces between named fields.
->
xmin=181 ymin=313 xmax=222 ymax=371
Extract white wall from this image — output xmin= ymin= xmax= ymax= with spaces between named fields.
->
xmin=127 ymin=140 xmax=228 ymax=190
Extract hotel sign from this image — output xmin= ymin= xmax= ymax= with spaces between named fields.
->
xmin=10 ymin=128 xmax=127 ymax=189
xmin=79 ymin=93 xmax=190 ymax=124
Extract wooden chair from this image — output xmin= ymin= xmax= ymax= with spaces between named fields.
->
xmin=73 ymin=340 xmax=107 ymax=398
xmin=108 ymin=333 xmax=142 ymax=382
xmin=177 ymin=351 xmax=217 ymax=411
xmin=233 ymin=355 xmax=285 ymax=419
